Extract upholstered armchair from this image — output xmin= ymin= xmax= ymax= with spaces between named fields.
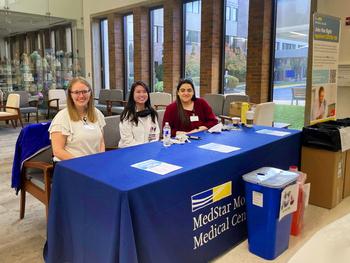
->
xmin=107 ymin=89 xmax=127 ymax=115
xmin=0 ymin=93 xmax=23 ymax=128
xmin=94 ymin=89 xmax=110 ymax=115
xmin=150 ymin=92 xmax=172 ymax=110
xmin=104 ymin=115 xmax=121 ymax=150
xmin=47 ymin=89 xmax=67 ymax=118
xmin=12 ymin=122 xmax=52 ymax=220
xmin=12 ymin=91 xmax=39 ymax=123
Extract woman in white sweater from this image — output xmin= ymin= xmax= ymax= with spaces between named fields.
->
xmin=118 ymin=81 xmax=160 ymax=148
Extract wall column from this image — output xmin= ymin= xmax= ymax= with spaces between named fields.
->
xmin=133 ymin=7 xmax=150 ymax=86
xmin=246 ymin=0 xmax=273 ymax=103
xmin=163 ymin=0 xmax=182 ymax=97
xmin=200 ymin=0 xmax=223 ymax=96
xmin=108 ymin=14 xmax=124 ymax=90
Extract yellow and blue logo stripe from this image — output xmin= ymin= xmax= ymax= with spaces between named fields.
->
xmin=191 ymin=181 xmax=232 ymax=212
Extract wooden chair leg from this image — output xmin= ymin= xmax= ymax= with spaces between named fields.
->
xmin=20 ymin=188 xmax=26 ymax=219
xmin=10 ymin=120 xmax=16 ymax=128
xmin=45 ymin=173 xmax=52 ymax=222
xmin=27 ymin=113 xmax=30 ymax=123
xmin=18 ymin=116 xmax=24 ymax=128
xmin=47 ymin=108 xmax=50 ymax=119
xmin=36 ymin=110 xmax=39 ymax=123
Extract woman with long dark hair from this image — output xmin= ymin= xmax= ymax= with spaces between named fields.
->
xmin=163 ymin=79 xmax=217 ymax=137
xmin=119 ymin=81 xmax=160 ymax=148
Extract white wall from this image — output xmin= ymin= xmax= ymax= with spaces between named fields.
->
xmin=1 ymin=0 xmax=83 ymax=24
xmin=318 ymin=0 xmax=350 ymax=118
xmin=83 ymin=0 xmax=149 ymax=83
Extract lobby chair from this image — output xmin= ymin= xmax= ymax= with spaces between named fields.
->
xmin=150 ymin=92 xmax=172 ymax=110
xmin=94 ymin=89 xmax=110 ymax=115
xmin=20 ymin=147 xmax=53 ymax=220
xmin=204 ymin=94 xmax=225 ymax=116
xmin=254 ymin=102 xmax=275 ymax=126
xmin=12 ymin=91 xmax=39 ymax=123
xmin=11 ymin=122 xmax=52 ymax=220
xmin=104 ymin=115 xmax=121 ymax=150
xmin=0 ymin=89 xmax=3 ymax=107
xmin=0 ymin=93 xmax=23 ymax=128
xmin=157 ymin=109 xmax=165 ymax=136
xmin=47 ymin=89 xmax=67 ymax=118
xmin=107 ymin=89 xmax=127 ymax=115
xmin=222 ymin=94 xmax=249 ymax=116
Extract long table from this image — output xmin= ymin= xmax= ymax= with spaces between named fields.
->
xmin=46 ymin=126 xmax=301 ymax=263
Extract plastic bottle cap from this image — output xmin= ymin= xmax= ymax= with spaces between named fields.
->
xmin=289 ymin=165 xmax=298 ymax=172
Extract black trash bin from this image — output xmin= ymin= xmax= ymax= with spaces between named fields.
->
xmin=302 ymin=122 xmax=342 ymax=151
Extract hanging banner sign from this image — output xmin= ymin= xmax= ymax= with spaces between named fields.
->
xmin=310 ymin=13 xmax=341 ymax=124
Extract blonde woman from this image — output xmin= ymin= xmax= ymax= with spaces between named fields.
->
xmin=49 ymin=77 xmax=106 ymax=161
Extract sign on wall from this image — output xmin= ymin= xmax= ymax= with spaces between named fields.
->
xmin=310 ymin=13 xmax=341 ymax=124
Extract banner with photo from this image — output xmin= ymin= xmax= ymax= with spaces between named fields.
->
xmin=310 ymin=13 xmax=341 ymax=124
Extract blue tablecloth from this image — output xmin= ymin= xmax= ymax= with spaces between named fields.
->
xmin=46 ymin=126 xmax=301 ymax=263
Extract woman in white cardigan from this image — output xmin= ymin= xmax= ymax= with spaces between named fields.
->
xmin=118 ymin=81 xmax=160 ymax=148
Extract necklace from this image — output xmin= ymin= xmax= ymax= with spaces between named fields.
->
xmin=82 ymin=116 xmax=88 ymax=125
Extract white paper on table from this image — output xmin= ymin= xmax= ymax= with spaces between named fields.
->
xmin=198 ymin=143 xmax=240 ymax=153
xmin=131 ymin=159 xmax=182 ymax=175
xmin=339 ymin=127 xmax=350 ymax=152
xmin=208 ymin=123 xmax=223 ymax=133
xmin=279 ymin=184 xmax=299 ymax=221
xmin=256 ymin=129 xmax=291 ymax=137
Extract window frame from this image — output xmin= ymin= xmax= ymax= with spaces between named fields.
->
xmin=123 ymin=13 xmax=134 ymax=99
xmin=99 ymin=18 xmax=108 ymax=90
xmin=149 ymin=6 xmax=164 ymax=92
xmin=181 ymin=0 xmax=202 ymax=85
xmin=220 ymin=0 xmax=250 ymax=95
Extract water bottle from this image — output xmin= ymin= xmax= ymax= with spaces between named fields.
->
xmin=246 ymin=110 xmax=254 ymax=128
xmin=163 ymin=122 xmax=171 ymax=147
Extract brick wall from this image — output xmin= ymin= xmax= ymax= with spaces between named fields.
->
xmin=200 ymin=0 xmax=223 ymax=96
xmin=133 ymin=7 xmax=150 ymax=86
xmin=246 ymin=0 xmax=273 ymax=103
xmin=103 ymin=0 xmax=273 ymax=102
xmin=163 ymin=0 xmax=182 ymax=97
xmin=108 ymin=14 xmax=124 ymax=91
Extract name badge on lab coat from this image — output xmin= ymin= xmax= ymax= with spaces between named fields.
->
xmin=190 ymin=115 xmax=199 ymax=122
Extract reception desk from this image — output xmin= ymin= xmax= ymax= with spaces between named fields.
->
xmin=46 ymin=126 xmax=301 ymax=263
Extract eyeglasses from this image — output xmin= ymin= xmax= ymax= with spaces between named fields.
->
xmin=70 ymin=89 xmax=91 ymax=96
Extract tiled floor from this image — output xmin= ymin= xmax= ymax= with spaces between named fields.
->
xmin=1 ymin=123 xmax=349 ymax=263
xmin=214 ymin=197 xmax=350 ymax=263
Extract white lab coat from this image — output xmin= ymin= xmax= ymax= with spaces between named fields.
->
xmin=118 ymin=115 xmax=160 ymax=148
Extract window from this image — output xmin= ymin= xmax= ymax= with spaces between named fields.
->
xmin=150 ymin=8 xmax=164 ymax=91
xmin=226 ymin=6 xmax=238 ymax=21
xmin=282 ymin=43 xmax=296 ymax=50
xmin=153 ymin=25 xmax=163 ymax=44
xmin=223 ymin=0 xmax=249 ymax=94
xmin=272 ymin=0 xmax=311 ymax=129
xmin=100 ymin=19 xmax=110 ymax=89
xmin=124 ymin=14 xmax=134 ymax=95
xmin=185 ymin=30 xmax=200 ymax=44
xmin=183 ymin=0 xmax=201 ymax=95
xmin=186 ymin=1 xmax=200 ymax=14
